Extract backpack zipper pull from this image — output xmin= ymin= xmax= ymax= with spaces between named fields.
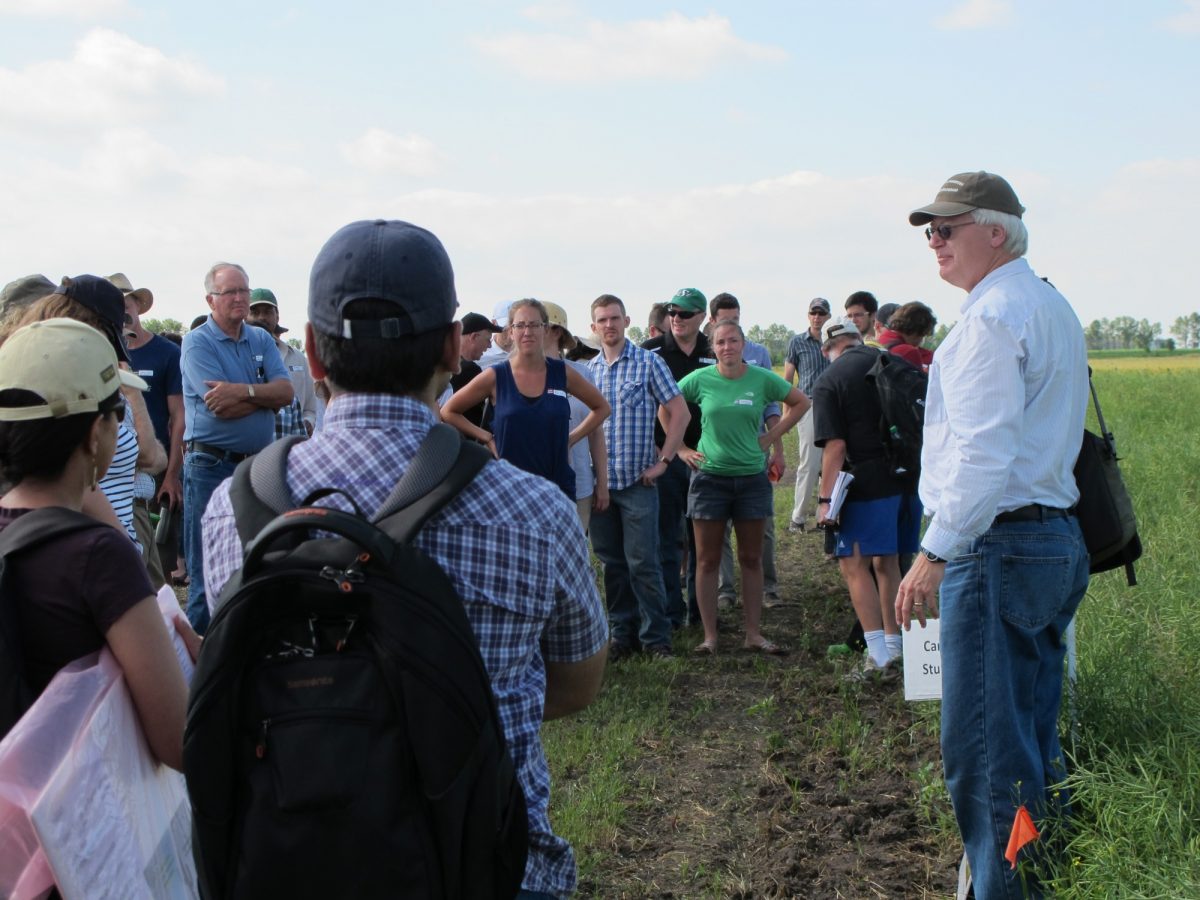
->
xmin=256 ymin=719 xmax=270 ymax=759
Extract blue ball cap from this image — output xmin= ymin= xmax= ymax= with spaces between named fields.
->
xmin=308 ymin=219 xmax=458 ymax=339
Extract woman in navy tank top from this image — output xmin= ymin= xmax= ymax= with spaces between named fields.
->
xmin=442 ymin=298 xmax=609 ymax=500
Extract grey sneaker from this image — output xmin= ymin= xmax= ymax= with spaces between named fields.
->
xmin=843 ymin=654 xmax=902 ymax=684
xmin=717 ymin=594 xmax=737 ymax=610
xmin=787 ymin=520 xmax=806 ymax=534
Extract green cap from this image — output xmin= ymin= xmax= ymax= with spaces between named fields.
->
xmin=667 ymin=287 xmax=706 ymax=313
xmin=249 ymin=288 xmax=278 ymax=308
xmin=908 ymin=171 xmax=1026 ymax=225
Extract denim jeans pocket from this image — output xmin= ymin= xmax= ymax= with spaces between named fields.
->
xmin=185 ymin=450 xmax=223 ymax=470
xmin=999 ymin=550 xmax=1073 ymax=629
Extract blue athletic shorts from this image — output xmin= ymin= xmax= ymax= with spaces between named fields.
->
xmin=834 ymin=492 xmax=922 ymax=557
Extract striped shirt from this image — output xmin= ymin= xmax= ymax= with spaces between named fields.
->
xmin=784 ymin=329 xmax=829 ymax=394
xmin=919 ymin=258 xmax=1088 ymax=559
xmin=98 ymin=421 xmax=139 ymax=550
xmin=588 ymin=338 xmax=682 ymax=491
xmin=202 ymin=393 xmax=608 ymax=897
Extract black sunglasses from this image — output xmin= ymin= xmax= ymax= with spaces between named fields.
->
xmin=924 ymin=221 xmax=974 ymax=241
xmin=666 ymin=308 xmax=698 ymax=320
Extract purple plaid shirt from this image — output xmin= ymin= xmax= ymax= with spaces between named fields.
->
xmin=202 ymin=392 xmax=608 ymax=896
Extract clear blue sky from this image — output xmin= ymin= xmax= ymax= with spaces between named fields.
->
xmin=2 ymin=1 xmax=1198 ymax=337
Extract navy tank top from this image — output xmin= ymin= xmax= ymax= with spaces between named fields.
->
xmin=492 ymin=358 xmax=575 ymax=500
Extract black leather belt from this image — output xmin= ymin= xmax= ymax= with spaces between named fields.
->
xmin=185 ymin=441 xmax=249 ymax=464
xmin=993 ymin=504 xmax=1073 ymax=525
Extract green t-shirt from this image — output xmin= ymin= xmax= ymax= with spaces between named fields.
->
xmin=678 ymin=365 xmax=793 ymax=476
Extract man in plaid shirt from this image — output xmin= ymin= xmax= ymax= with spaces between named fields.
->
xmin=588 ymin=294 xmax=690 ymax=660
xmin=203 ymin=220 xmax=608 ymax=899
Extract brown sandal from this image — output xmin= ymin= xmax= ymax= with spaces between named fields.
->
xmin=744 ymin=639 xmax=788 ymax=656
xmin=692 ymin=640 xmax=718 ymax=656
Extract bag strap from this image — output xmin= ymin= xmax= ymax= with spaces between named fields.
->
xmin=230 ymin=424 xmax=489 ymax=550
xmin=0 ymin=507 xmax=109 ymax=558
xmin=1085 ymin=367 xmax=1118 ymax=457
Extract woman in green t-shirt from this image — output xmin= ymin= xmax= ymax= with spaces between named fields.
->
xmin=677 ymin=320 xmax=810 ymax=655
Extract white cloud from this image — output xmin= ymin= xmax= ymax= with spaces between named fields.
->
xmin=934 ymin=0 xmax=1013 ymax=30
xmin=518 ymin=1 xmax=580 ymax=24
xmin=338 ymin=128 xmax=440 ymax=176
xmin=0 ymin=0 xmax=127 ymax=18
xmin=1157 ymin=0 xmax=1200 ymax=34
xmin=472 ymin=12 xmax=786 ymax=82
xmin=0 ymin=28 xmax=223 ymax=127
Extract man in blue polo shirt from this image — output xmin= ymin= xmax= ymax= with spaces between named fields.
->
xmin=180 ymin=261 xmax=292 ymax=632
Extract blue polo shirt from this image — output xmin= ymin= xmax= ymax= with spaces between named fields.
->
xmin=181 ymin=316 xmax=288 ymax=453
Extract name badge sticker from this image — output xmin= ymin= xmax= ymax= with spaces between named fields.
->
xmin=547 ymin=388 xmax=568 ymax=398
xmin=137 ymin=370 xmax=154 ymax=378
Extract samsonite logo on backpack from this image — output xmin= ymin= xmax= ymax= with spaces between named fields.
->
xmin=183 ymin=428 xmax=528 ymax=899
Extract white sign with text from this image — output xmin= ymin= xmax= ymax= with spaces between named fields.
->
xmin=903 ymin=618 xmax=943 ymax=701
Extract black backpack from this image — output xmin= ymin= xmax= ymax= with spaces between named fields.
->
xmin=1073 ymin=371 xmax=1142 ymax=585
xmin=1 ymin=507 xmax=111 ymax=741
xmin=864 ymin=348 xmax=928 ymax=481
xmin=183 ymin=425 xmax=529 ymax=899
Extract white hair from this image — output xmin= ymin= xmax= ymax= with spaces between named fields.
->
xmin=204 ymin=262 xmax=248 ymax=294
xmin=971 ymin=208 xmax=1027 ymax=258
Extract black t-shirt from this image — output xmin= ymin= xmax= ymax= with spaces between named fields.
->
xmin=811 ymin=344 xmax=909 ymax=500
xmin=642 ymin=331 xmax=716 ymax=450
xmin=0 ymin=507 xmax=153 ymax=693
xmin=449 ymin=359 xmax=487 ymax=428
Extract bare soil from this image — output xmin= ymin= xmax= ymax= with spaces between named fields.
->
xmin=580 ymin=526 xmax=960 ymax=899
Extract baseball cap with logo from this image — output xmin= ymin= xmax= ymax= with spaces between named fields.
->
xmin=308 ymin=219 xmax=458 ymax=339
xmin=541 ymin=301 xmax=578 ymax=351
xmin=249 ymin=288 xmax=278 ymax=309
xmin=821 ymin=316 xmax=860 ymax=346
xmin=908 ymin=171 xmax=1026 ymax=225
xmin=808 ymin=297 xmax=831 ymax=314
xmin=0 ymin=318 xmax=147 ymax=421
xmin=106 ymin=273 xmax=154 ymax=314
xmin=667 ymin=288 xmax=706 ymax=313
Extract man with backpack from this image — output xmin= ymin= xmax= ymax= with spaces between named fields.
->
xmin=196 ymin=219 xmax=609 ymax=899
xmin=897 ymin=172 xmax=1089 ymax=899
xmin=812 ymin=317 xmax=922 ymax=681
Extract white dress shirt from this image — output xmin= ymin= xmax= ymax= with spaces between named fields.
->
xmin=919 ymin=258 xmax=1088 ymax=559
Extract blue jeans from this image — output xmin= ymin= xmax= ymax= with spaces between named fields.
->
xmin=183 ymin=450 xmax=237 ymax=635
xmin=939 ymin=515 xmax=1089 ymax=900
xmin=657 ymin=458 xmax=696 ymax=627
xmin=590 ymin=483 xmax=673 ymax=650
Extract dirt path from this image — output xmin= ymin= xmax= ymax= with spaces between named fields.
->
xmin=581 ymin=527 xmax=959 ymax=898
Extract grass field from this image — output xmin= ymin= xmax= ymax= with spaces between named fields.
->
xmin=541 ymin=359 xmax=1200 ymax=897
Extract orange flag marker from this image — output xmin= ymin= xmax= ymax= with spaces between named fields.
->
xmin=1005 ymin=804 xmax=1040 ymax=869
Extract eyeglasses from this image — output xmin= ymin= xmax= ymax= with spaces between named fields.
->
xmin=211 ymin=287 xmax=251 ymax=299
xmin=924 ymin=221 xmax=975 ymax=241
xmin=510 ymin=321 xmax=545 ymax=331
xmin=666 ymin=308 xmax=698 ymax=320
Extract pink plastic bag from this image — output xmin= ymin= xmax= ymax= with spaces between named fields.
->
xmin=0 ymin=646 xmax=197 ymax=899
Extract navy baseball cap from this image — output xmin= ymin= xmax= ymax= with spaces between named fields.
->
xmin=56 ymin=274 xmax=130 ymax=362
xmin=308 ymin=219 xmax=458 ymax=339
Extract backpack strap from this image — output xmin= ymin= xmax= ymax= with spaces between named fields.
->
xmin=0 ymin=507 xmax=109 ymax=557
xmin=230 ymin=436 xmax=307 ymax=547
xmin=374 ymin=426 xmax=491 ymax=546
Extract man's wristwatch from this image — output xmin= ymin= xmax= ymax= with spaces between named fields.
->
xmin=247 ymin=384 xmax=256 ymax=398
xmin=922 ymin=548 xmax=947 ymax=564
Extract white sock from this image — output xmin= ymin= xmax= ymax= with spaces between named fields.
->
xmin=864 ymin=630 xmax=888 ymax=667
xmin=884 ymin=633 xmax=903 ymax=662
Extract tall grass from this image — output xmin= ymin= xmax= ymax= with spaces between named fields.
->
xmin=1042 ymin=367 xmax=1200 ymax=896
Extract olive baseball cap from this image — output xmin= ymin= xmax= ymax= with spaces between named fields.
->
xmin=667 ymin=288 xmax=706 ymax=313
xmin=908 ymin=171 xmax=1026 ymax=225
xmin=0 ymin=274 xmax=55 ymax=318
xmin=0 ymin=318 xmax=147 ymax=421
xmin=308 ymin=219 xmax=458 ymax=339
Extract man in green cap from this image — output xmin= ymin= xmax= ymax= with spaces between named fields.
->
xmin=643 ymin=287 xmax=715 ymax=626
xmin=247 ymin=288 xmax=316 ymax=437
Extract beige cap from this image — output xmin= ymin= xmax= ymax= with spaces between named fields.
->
xmin=542 ymin=301 xmax=578 ymax=351
xmin=821 ymin=316 xmax=861 ymax=346
xmin=106 ymin=272 xmax=154 ymax=314
xmin=0 ymin=318 xmax=147 ymax=421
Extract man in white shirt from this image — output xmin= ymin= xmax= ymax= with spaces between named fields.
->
xmin=896 ymin=172 xmax=1090 ymax=900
